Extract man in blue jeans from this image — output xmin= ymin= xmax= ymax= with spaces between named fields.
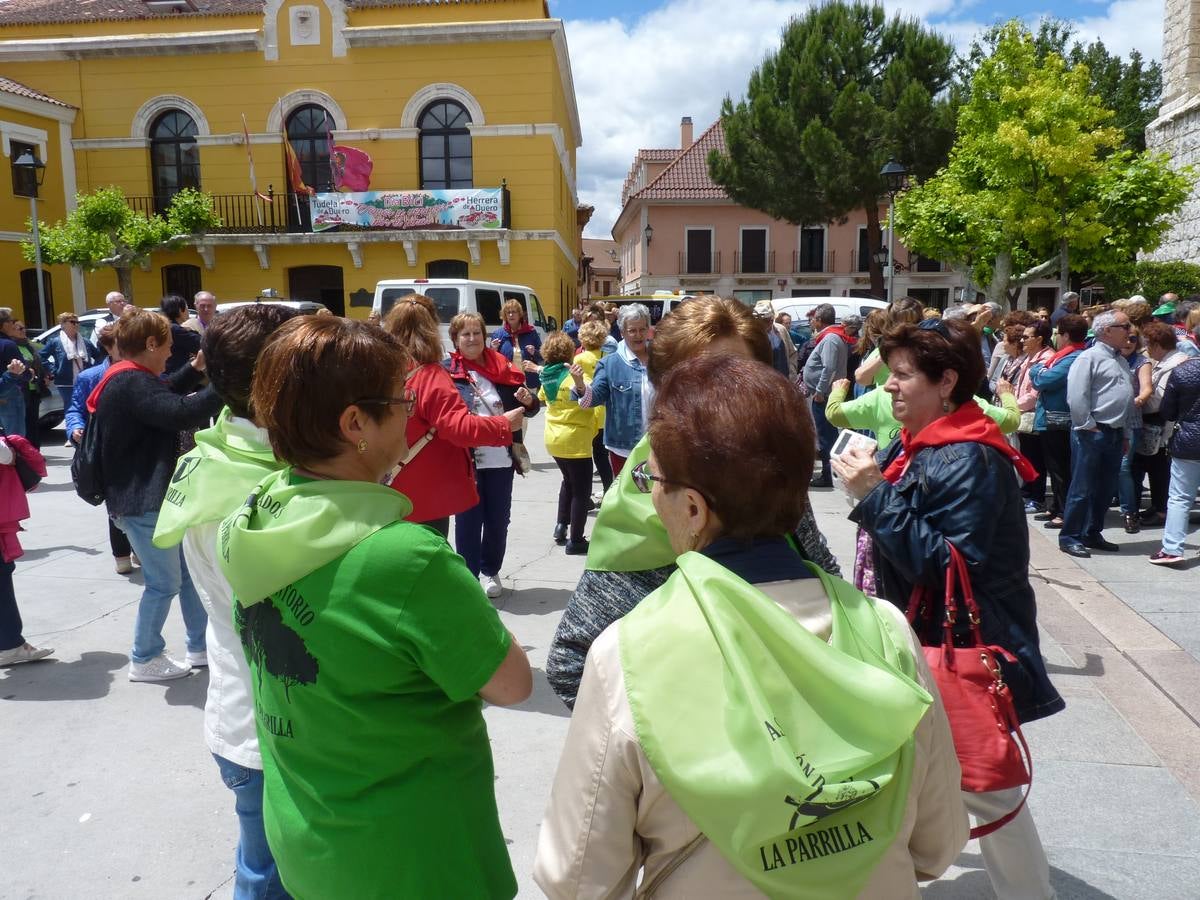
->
xmin=1060 ymin=310 xmax=1135 ymax=558
xmin=801 ymin=303 xmax=852 ymax=488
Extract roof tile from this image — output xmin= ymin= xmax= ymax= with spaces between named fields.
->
xmin=0 ymin=0 xmax=498 ymax=26
xmin=632 ymin=119 xmax=727 ymax=201
xmin=0 ymin=74 xmax=73 ymax=108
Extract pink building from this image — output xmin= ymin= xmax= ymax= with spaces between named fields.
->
xmin=612 ymin=117 xmax=1061 ymax=309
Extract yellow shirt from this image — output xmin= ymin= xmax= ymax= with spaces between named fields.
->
xmin=539 ymin=373 xmax=597 ymax=459
xmin=577 ymin=348 xmax=606 ymax=430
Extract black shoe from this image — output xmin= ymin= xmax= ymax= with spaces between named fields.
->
xmin=1060 ymin=543 xmax=1091 ymax=559
xmin=1124 ymin=514 xmax=1140 ymax=534
xmin=1139 ymin=510 xmax=1166 ymax=527
xmin=564 ymin=538 xmax=590 ymax=556
xmin=1033 ymin=511 xmax=1055 ymax=521
xmin=810 ymin=475 xmax=833 ymax=489
xmin=552 ymin=523 xmax=567 ymax=545
xmin=1043 ymin=519 xmax=1063 ymax=530
xmin=1083 ymin=537 xmax=1120 ymax=552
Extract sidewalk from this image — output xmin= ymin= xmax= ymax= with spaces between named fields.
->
xmin=2 ymin=420 xmax=1199 ymax=899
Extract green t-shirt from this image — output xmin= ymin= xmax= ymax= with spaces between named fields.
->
xmin=237 ymin=521 xmax=516 ymax=899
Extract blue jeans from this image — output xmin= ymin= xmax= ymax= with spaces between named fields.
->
xmin=811 ymin=397 xmax=838 ymax=463
xmin=212 ymin=754 xmax=291 ymax=900
xmin=1117 ymin=428 xmax=1141 ymax=515
xmin=114 ymin=511 xmax=207 ymax=663
xmin=1162 ymin=457 xmax=1200 ymax=555
xmin=1061 ymin=427 xmax=1125 ymax=546
xmin=455 ymin=466 xmax=515 ymax=578
xmin=0 ymin=379 xmax=25 ymax=437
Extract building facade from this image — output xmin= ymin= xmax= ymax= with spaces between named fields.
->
xmin=613 ymin=117 xmax=1061 ymax=310
xmin=0 ymin=0 xmax=583 ymax=325
xmin=580 ymin=237 xmax=618 ymax=300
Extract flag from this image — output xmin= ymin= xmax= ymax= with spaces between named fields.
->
xmin=331 ymin=145 xmax=373 ymax=191
xmin=280 ymin=107 xmax=315 ymax=197
xmin=241 ymin=114 xmax=271 ymax=203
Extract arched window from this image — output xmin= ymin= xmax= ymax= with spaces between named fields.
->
xmin=419 ymin=100 xmax=472 ymax=190
xmin=150 ymin=110 xmax=200 ymax=213
xmin=286 ymin=104 xmax=334 ymax=193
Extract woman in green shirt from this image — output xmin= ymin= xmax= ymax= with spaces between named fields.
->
xmin=219 ymin=316 xmax=532 ymax=900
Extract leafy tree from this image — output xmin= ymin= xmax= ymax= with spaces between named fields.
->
xmin=961 ymin=19 xmax=1162 ymax=152
xmin=708 ymin=1 xmax=955 ymax=297
xmin=22 ymin=187 xmax=220 ymax=303
xmin=1103 ymin=260 xmax=1200 ymax=300
xmin=236 ymin=598 xmax=319 ymax=703
xmin=895 ymin=22 xmax=1190 ymax=307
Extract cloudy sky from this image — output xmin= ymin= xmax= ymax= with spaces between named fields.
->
xmin=549 ymin=0 xmax=1164 ymax=239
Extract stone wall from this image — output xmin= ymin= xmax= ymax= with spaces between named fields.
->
xmin=1145 ymin=99 xmax=1200 ymax=263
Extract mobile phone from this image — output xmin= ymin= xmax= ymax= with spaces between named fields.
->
xmin=831 ymin=429 xmax=877 ymax=460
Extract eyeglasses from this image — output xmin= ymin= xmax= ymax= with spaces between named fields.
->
xmin=630 ymin=460 xmax=715 ymax=506
xmin=356 ymin=387 xmax=416 ymax=416
xmin=65 ymin=319 xmax=78 ymax=324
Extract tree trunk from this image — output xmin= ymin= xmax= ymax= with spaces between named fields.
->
xmin=1058 ymin=238 xmax=1070 ymax=299
xmin=985 ymin=252 xmax=1014 ymax=307
xmin=115 ymin=266 xmax=134 ymax=304
xmin=864 ymin=202 xmax=886 ymax=299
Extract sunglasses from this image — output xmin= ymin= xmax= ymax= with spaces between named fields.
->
xmin=356 ymin=387 xmax=416 ymax=416
xmin=631 ymin=460 xmax=715 ymax=506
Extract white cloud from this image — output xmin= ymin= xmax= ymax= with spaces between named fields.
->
xmin=565 ymin=0 xmax=1164 ymax=238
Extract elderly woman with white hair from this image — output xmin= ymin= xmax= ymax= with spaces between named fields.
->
xmin=576 ymin=302 xmax=652 ymax=477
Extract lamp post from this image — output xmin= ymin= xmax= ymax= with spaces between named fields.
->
xmin=879 ymin=158 xmax=908 ymax=303
xmin=14 ymin=150 xmax=48 ymax=328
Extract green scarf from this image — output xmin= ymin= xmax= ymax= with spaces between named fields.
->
xmin=218 ymin=467 xmax=412 ymax=606
xmin=153 ymin=409 xmax=282 ymax=549
xmin=585 ymin=435 xmax=674 ymax=572
xmin=621 ymin=553 xmax=931 ymax=897
xmin=540 ymin=361 xmax=571 ymax=402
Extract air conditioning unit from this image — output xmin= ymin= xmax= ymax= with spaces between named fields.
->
xmin=143 ymin=0 xmax=199 ymax=11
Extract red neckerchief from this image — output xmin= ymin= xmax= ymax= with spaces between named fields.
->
xmin=504 ymin=321 xmax=535 ymax=339
xmin=815 ymin=324 xmax=855 ymax=346
xmin=85 ymin=361 xmax=155 ymax=414
xmin=446 ymin=348 xmax=526 ymax=387
xmin=883 ymin=401 xmax=1039 ymax=484
xmin=1044 ymin=342 xmax=1085 ymax=369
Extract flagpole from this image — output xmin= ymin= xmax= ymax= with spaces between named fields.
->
xmin=242 ymin=114 xmax=264 ymax=227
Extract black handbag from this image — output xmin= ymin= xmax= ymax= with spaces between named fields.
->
xmin=13 ymin=451 xmax=40 ymax=492
xmin=71 ymin=419 xmax=106 ymax=506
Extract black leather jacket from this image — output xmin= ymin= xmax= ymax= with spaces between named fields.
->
xmin=850 ymin=439 xmax=1065 ymax=724
xmin=1163 ymin=358 xmax=1200 ymax=460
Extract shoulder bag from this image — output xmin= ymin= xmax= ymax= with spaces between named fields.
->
xmin=71 ymin=418 xmax=106 ymax=506
xmin=906 ymin=542 xmax=1032 ymax=839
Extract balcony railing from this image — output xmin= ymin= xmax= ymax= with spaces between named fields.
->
xmin=734 ymin=250 xmax=775 ymax=274
xmin=678 ymin=251 xmax=722 ymax=275
xmin=129 ymin=190 xmax=315 ymax=234
xmin=792 ymin=249 xmax=835 ymax=274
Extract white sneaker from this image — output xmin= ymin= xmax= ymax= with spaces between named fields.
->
xmin=129 ymin=655 xmax=191 ymax=682
xmin=185 ymin=650 xmax=208 ymax=668
xmin=480 ymin=574 xmax=502 ymax=599
xmin=114 ymin=556 xmax=133 ymax=575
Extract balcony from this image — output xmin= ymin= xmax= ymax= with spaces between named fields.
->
xmin=677 ymin=251 xmax=722 ymax=275
xmin=792 ymin=250 xmax=835 ymax=274
xmin=129 ymin=190 xmax=304 ymax=234
xmin=734 ymin=250 xmax=775 ymax=274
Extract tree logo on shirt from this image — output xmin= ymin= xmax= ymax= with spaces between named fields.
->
xmin=235 ymin=598 xmax=319 ymax=702
xmin=172 ymin=457 xmax=200 ymax=484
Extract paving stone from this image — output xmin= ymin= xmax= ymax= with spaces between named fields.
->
xmin=1020 ymin=692 xmax=1160 ymax=766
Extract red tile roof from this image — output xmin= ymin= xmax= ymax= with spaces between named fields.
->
xmin=0 ymin=75 xmax=73 ymax=108
xmin=632 ymin=119 xmax=727 ymax=201
xmin=0 ymin=0 xmax=506 ymax=26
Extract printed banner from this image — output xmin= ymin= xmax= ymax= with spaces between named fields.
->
xmin=310 ymin=189 xmax=504 ymax=232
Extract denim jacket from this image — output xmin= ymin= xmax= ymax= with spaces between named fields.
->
xmin=575 ymin=341 xmax=649 ymax=453
xmin=850 ymin=440 xmax=1065 ymax=725
xmin=1028 ymin=349 xmax=1082 ymax=431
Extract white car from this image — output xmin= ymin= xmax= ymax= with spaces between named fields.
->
xmin=770 ymin=296 xmax=888 ymax=325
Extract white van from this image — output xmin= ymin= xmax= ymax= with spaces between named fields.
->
xmin=770 ymin=296 xmax=888 ymax=326
xmin=372 ymin=278 xmax=554 ymax=350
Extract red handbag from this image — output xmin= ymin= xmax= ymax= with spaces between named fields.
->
xmin=906 ymin=542 xmax=1032 ymax=839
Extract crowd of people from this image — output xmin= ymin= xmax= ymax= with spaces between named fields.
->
xmin=6 ymin=285 xmax=1200 ymax=899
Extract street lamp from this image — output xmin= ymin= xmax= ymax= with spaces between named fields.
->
xmin=878 ymin=158 xmax=908 ymax=303
xmin=644 ymin=223 xmax=653 ymax=244
xmin=14 ymin=150 xmax=48 ymax=328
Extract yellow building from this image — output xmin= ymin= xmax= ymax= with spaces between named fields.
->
xmin=0 ymin=0 xmax=583 ymax=327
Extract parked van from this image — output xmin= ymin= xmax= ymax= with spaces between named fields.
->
xmin=372 ymin=278 xmax=555 ymax=350
xmin=771 ymin=296 xmax=888 ymax=326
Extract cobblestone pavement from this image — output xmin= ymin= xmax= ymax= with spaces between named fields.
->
xmin=3 ymin=417 xmax=1199 ymax=899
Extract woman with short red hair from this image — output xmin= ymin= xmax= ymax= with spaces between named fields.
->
xmin=536 ymin=355 xmax=965 ymax=897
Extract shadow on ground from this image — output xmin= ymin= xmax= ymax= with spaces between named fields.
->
xmin=923 ymin=853 xmax=1119 ymax=900
xmin=1044 ymin=651 xmax=1104 ymax=677
xmin=500 ymin=586 xmax=572 ymax=617
xmin=165 ymin=668 xmax=208 ymax=709
xmin=0 ymin=650 xmax=127 ymax=702
xmin=510 ymin=668 xmax=569 ymax=718
xmin=20 ymin=543 xmax=105 ymax=562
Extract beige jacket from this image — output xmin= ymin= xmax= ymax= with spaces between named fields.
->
xmin=775 ymin=322 xmax=799 ymax=378
xmin=533 ymin=579 xmax=968 ymax=899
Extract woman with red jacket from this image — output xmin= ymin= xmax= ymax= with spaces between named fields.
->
xmin=0 ymin=433 xmax=51 ymax=666
xmin=384 ymin=296 xmax=524 ymax=536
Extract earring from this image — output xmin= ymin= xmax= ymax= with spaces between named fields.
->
xmin=357 ymin=439 xmax=368 ymax=453
xmin=942 ymin=400 xmax=950 ymax=413
xmin=687 ymin=532 xmax=699 ymax=551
